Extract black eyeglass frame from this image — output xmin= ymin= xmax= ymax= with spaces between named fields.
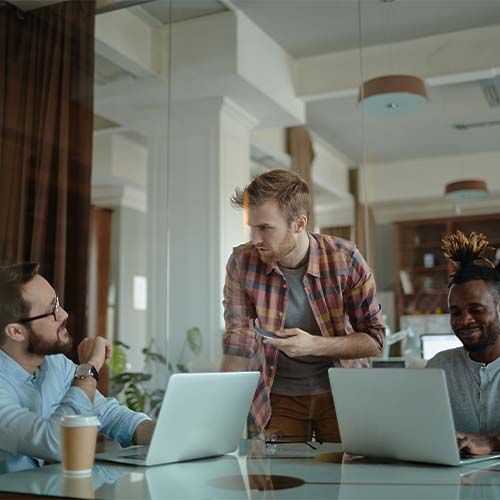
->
xmin=18 ymin=296 xmax=60 ymax=324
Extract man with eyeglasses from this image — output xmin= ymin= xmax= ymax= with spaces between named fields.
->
xmin=0 ymin=262 xmax=155 ymax=472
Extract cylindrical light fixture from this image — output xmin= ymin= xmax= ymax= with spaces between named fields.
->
xmin=358 ymin=75 xmax=428 ymax=115
xmin=444 ymin=179 xmax=488 ymax=201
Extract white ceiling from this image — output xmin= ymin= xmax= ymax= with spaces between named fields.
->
xmin=307 ymin=81 xmax=500 ymax=163
xmin=139 ymin=0 xmax=226 ymax=25
xmin=228 ymin=0 xmax=500 ymax=164
xmin=231 ymin=0 xmax=500 ymax=58
xmin=92 ymin=0 xmax=500 ymax=166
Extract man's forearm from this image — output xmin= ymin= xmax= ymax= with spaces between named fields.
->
xmin=71 ymin=377 xmax=97 ymax=403
xmin=491 ymin=435 xmax=500 ymax=451
xmin=457 ymin=432 xmax=500 ymax=455
xmin=220 ymin=354 xmax=251 ymax=372
xmin=133 ymin=419 xmax=155 ymax=445
xmin=311 ymin=333 xmax=381 ymax=359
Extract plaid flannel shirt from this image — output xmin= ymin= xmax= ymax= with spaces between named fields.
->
xmin=222 ymin=233 xmax=385 ymax=432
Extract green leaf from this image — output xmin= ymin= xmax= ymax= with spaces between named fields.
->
xmin=124 ymin=383 xmax=145 ymax=412
xmin=111 ymin=372 xmax=152 ymax=384
xmin=176 ymin=363 xmax=189 ymax=373
xmin=108 ymin=379 xmax=126 ymax=396
xmin=149 ymin=389 xmax=165 ymax=416
xmin=141 ymin=348 xmax=167 ymax=364
xmin=186 ymin=327 xmax=202 ymax=356
xmin=113 ymin=340 xmax=131 ymax=350
xmin=107 ymin=342 xmax=128 ymax=375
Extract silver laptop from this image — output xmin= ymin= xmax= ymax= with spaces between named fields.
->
xmin=328 ymin=368 xmax=500 ymax=466
xmin=97 ymin=371 xmax=259 ymax=466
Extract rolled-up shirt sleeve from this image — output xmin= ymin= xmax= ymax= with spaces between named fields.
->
xmin=343 ymin=248 xmax=386 ymax=350
xmin=63 ymin=356 xmax=151 ymax=448
xmin=0 ymin=355 xmax=150 ymax=465
xmin=222 ymin=253 xmax=258 ymax=358
xmin=0 ymin=384 xmax=94 ymax=463
xmin=93 ymin=392 xmax=150 ymax=448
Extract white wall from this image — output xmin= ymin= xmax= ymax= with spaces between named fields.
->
xmin=251 ymin=128 xmax=286 ymax=153
xmin=312 ymin=134 xmax=352 ymax=196
xmin=112 ymin=135 xmax=147 ymax=188
xmin=236 ymin=11 xmax=304 ymax=124
xmin=311 ymin=134 xmax=354 ymax=228
xmin=92 ymin=134 xmax=147 ymax=189
xmin=366 ymin=151 xmax=500 ymax=204
xmin=109 ymin=206 xmax=147 ymax=372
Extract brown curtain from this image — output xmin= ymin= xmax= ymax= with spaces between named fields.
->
xmin=0 ymin=1 xmax=95 ymax=353
xmin=286 ymin=126 xmax=316 ymax=230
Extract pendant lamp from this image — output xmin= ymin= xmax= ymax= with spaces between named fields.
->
xmin=358 ymin=75 xmax=428 ymax=115
xmin=444 ymin=180 xmax=488 ymax=201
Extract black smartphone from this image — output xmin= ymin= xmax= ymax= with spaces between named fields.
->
xmin=254 ymin=326 xmax=281 ymax=340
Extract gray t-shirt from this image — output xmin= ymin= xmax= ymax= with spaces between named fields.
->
xmin=426 ymin=347 xmax=500 ymax=435
xmin=271 ymin=263 xmax=333 ymax=396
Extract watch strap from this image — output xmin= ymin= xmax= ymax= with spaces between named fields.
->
xmin=74 ymin=363 xmax=99 ymax=383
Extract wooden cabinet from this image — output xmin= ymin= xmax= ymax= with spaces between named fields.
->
xmin=395 ymin=214 xmax=500 ymax=322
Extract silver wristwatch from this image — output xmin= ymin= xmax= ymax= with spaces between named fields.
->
xmin=74 ymin=363 xmax=99 ymax=382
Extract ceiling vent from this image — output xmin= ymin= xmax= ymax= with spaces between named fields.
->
xmin=480 ymin=77 xmax=500 ymax=107
xmin=452 ymin=120 xmax=500 ymax=131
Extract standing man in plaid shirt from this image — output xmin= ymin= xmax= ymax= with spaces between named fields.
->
xmin=221 ymin=169 xmax=385 ymax=442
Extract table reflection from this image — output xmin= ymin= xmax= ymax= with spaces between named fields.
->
xmin=0 ymin=442 xmax=500 ymax=499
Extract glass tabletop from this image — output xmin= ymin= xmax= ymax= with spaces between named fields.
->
xmin=1 ymin=440 xmax=500 ymax=500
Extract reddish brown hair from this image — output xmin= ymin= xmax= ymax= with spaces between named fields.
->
xmin=231 ymin=169 xmax=310 ymax=224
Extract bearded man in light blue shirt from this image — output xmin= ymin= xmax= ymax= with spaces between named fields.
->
xmin=0 ymin=262 xmax=155 ymax=473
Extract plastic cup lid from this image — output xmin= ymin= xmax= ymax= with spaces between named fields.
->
xmin=60 ymin=415 xmax=100 ymax=427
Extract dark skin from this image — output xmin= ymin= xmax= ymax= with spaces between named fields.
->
xmin=448 ymin=280 xmax=500 ymax=455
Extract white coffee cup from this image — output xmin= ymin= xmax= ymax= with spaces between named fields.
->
xmin=60 ymin=415 xmax=100 ymax=477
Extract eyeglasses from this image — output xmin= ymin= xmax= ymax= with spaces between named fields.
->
xmin=18 ymin=296 xmax=60 ymax=323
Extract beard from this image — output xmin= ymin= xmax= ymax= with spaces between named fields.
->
xmin=26 ymin=320 xmax=73 ymax=356
xmin=257 ymin=231 xmax=297 ymax=265
xmin=457 ymin=313 xmax=500 ymax=353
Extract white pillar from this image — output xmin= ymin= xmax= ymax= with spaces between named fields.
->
xmin=143 ymin=97 xmax=257 ymax=373
xmin=144 ymin=113 xmax=170 ymax=367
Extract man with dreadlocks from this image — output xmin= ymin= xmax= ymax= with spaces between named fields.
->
xmin=427 ymin=230 xmax=500 ymax=455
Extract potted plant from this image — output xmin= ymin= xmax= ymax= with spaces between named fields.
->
xmin=107 ymin=327 xmax=202 ymax=416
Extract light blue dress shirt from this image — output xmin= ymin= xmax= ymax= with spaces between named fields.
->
xmin=0 ymin=349 xmax=150 ymax=473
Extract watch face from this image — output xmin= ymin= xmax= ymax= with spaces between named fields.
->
xmin=76 ymin=364 xmax=92 ymax=378
xmin=75 ymin=363 xmax=99 ymax=382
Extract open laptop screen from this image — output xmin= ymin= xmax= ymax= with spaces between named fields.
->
xmin=420 ymin=334 xmax=462 ymax=360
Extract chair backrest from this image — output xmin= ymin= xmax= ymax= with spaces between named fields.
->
xmin=381 ymin=328 xmax=410 ymax=359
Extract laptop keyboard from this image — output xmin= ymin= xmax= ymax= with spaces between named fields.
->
xmin=121 ymin=452 xmax=147 ymax=460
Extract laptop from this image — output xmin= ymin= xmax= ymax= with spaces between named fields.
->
xmin=96 ymin=371 xmax=259 ymax=466
xmin=328 ymin=368 xmax=500 ymax=466
xmin=420 ymin=334 xmax=462 ymax=360
xmin=370 ymin=358 xmax=408 ymax=368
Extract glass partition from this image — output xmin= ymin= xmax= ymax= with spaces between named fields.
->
xmin=2 ymin=0 xmax=500 ymax=437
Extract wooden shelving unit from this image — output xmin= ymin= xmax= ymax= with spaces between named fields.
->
xmin=395 ymin=214 xmax=500 ymax=323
